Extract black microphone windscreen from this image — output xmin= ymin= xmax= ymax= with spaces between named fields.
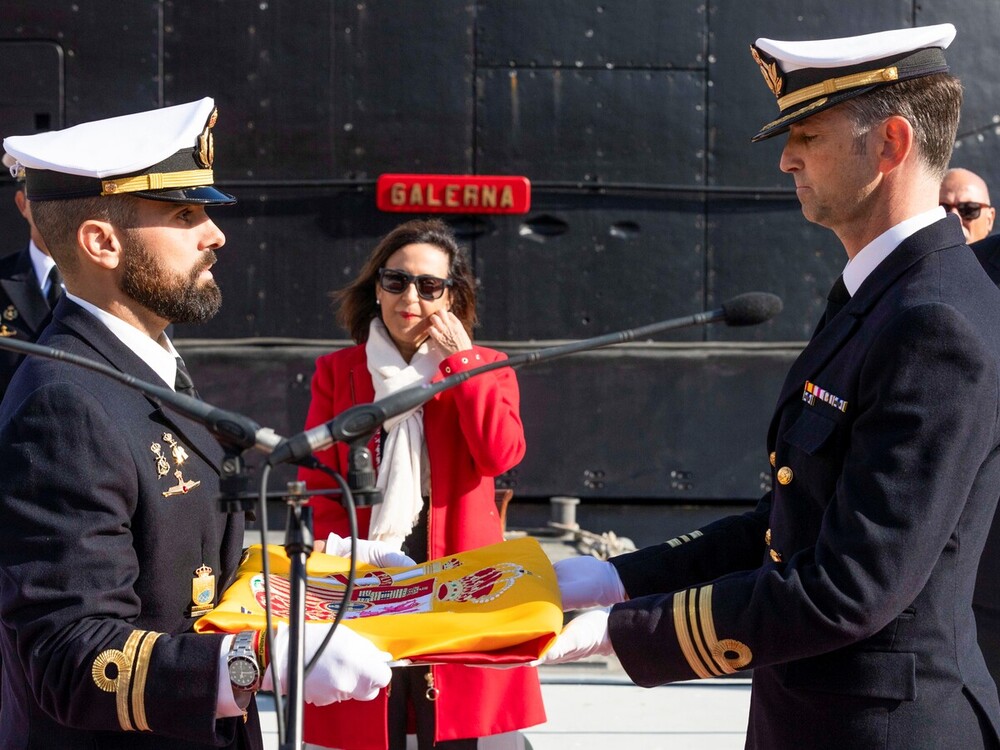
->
xmin=721 ymin=292 xmax=783 ymax=327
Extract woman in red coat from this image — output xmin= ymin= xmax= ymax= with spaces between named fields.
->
xmin=298 ymin=219 xmax=545 ymax=749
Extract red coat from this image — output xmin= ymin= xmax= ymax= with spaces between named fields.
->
xmin=297 ymin=342 xmax=545 ymax=749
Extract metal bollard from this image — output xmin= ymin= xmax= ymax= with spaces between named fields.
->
xmin=550 ymin=496 xmax=580 ymax=540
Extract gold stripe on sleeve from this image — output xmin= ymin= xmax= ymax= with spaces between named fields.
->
xmin=673 ymin=589 xmax=713 ymax=679
xmin=117 ymin=630 xmax=145 ymax=731
xmin=689 ymin=585 xmax=723 ymax=677
xmin=131 ymin=631 xmax=163 ymax=731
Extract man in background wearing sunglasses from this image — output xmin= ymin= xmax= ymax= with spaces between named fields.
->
xmin=941 ymin=167 xmax=995 ymax=242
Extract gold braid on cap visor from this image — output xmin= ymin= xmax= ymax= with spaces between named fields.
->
xmin=776 ymin=65 xmax=899 ymax=110
xmin=101 ymin=168 xmax=215 ymax=196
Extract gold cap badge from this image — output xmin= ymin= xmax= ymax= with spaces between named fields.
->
xmin=750 ymin=45 xmax=783 ymax=98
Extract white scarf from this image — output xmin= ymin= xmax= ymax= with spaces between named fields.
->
xmin=365 ymin=318 xmax=444 ymax=548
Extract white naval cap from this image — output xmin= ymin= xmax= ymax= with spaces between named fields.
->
xmin=749 ymin=23 xmax=956 ymax=142
xmin=2 ymin=97 xmax=235 ymax=204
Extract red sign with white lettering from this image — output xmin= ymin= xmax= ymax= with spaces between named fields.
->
xmin=376 ymin=174 xmax=531 ymax=214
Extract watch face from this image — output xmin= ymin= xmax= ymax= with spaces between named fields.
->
xmin=229 ymin=656 xmax=259 ymax=689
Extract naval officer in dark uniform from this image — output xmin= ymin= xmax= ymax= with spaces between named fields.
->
xmin=0 ymin=151 xmax=62 ymax=398
xmin=546 ymin=23 xmax=1000 ymax=749
xmin=0 ymin=99 xmax=392 ymax=749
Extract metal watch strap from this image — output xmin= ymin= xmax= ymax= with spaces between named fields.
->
xmin=227 ymin=630 xmax=260 ymax=711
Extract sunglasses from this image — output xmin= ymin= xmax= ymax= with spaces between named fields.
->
xmin=377 ymin=268 xmax=453 ymax=300
xmin=941 ymin=201 xmax=992 ymax=221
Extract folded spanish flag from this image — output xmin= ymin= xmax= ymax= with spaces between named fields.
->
xmin=195 ymin=537 xmax=562 ymax=664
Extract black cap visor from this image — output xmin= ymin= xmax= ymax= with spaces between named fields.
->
xmin=133 ymin=185 xmax=237 ymax=205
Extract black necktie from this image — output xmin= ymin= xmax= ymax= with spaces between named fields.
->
xmin=45 ymin=266 xmax=63 ymax=310
xmin=174 ymin=356 xmax=199 ymax=399
xmin=822 ymin=275 xmax=851 ymax=326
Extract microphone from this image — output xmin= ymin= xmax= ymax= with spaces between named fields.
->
xmin=720 ymin=291 xmax=784 ymax=327
xmin=267 ymin=291 xmax=782 ymax=466
xmin=0 ymin=337 xmax=283 ymax=454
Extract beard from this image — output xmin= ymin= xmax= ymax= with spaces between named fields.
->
xmin=118 ymin=232 xmax=222 ymax=324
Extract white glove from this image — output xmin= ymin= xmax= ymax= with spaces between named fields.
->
xmin=553 ymin=556 xmax=627 ymax=610
xmin=261 ymin=622 xmax=392 ymax=705
xmin=541 ymin=608 xmax=614 ymax=664
xmin=325 ymin=532 xmax=416 ymax=568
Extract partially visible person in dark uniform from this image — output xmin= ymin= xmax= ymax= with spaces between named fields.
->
xmin=941 ymin=168 xmax=1000 ymax=687
xmin=0 ymin=99 xmax=392 ymax=749
xmin=0 ymin=150 xmax=60 ymax=718
xmin=544 ymin=23 xmax=1000 ymax=749
xmin=0 ymin=150 xmax=62 ymax=397
xmin=941 ymin=167 xmax=995 ymax=243
xmin=972 ymin=225 xmax=1000 ymax=686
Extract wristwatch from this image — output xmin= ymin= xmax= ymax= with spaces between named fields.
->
xmin=227 ymin=630 xmax=261 ymax=711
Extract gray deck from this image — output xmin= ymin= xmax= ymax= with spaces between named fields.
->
xmin=260 ymin=664 xmax=752 ymax=749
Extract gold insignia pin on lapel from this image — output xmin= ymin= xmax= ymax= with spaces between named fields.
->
xmin=161 ymin=432 xmax=189 ymax=465
xmin=163 ymin=469 xmax=201 ymax=498
xmin=149 ymin=442 xmax=170 ymax=478
xmin=154 ymin=433 xmax=200 ymax=496
xmin=0 ymin=324 xmax=16 ymax=337
xmin=191 ymin=564 xmax=216 ymax=616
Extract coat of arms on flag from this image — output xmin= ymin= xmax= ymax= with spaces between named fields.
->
xmin=195 ymin=537 xmax=563 ymax=664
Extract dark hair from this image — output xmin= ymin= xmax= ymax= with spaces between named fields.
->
xmin=30 ymin=195 xmax=140 ymax=273
xmin=840 ymin=73 xmax=963 ymax=180
xmin=336 ymin=218 xmax=478 ymax=343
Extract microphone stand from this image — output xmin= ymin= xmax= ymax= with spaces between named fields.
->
xmin=279 ymin=480 xmax=312 ymax=750
xmin=249 ymin=462 xmax=353 ymax=749
xmin=347 ymin=438 xmax=383 ymax=507
xmin=218 ymin=447 xmax=255 ymax=513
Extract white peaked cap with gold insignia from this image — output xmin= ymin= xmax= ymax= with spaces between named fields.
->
xmin=3 ymin=97 xmax=235 ymax=205
xmin=750 ymin=23 xmax=956 ymax=142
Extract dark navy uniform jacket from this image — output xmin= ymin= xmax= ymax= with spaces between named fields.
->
xmin=0 ymin=245 xmax=51 ymax=398
xmin=0 ymin=299 xmax=262 ymax=749
xmin=972 ymin=233 xmax=1000 ymax=687
xmin=609 ymin=217 xmax=1000 ymax=749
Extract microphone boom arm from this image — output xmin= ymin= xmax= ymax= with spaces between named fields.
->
xmin=267 ymin=292 xmax=781 ymax=466
xmin=0 ymin=337 xmax=281 ymax=453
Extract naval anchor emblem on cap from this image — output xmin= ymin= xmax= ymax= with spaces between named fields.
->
xmin=749 ymin=23 xmax=956 ymax=142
